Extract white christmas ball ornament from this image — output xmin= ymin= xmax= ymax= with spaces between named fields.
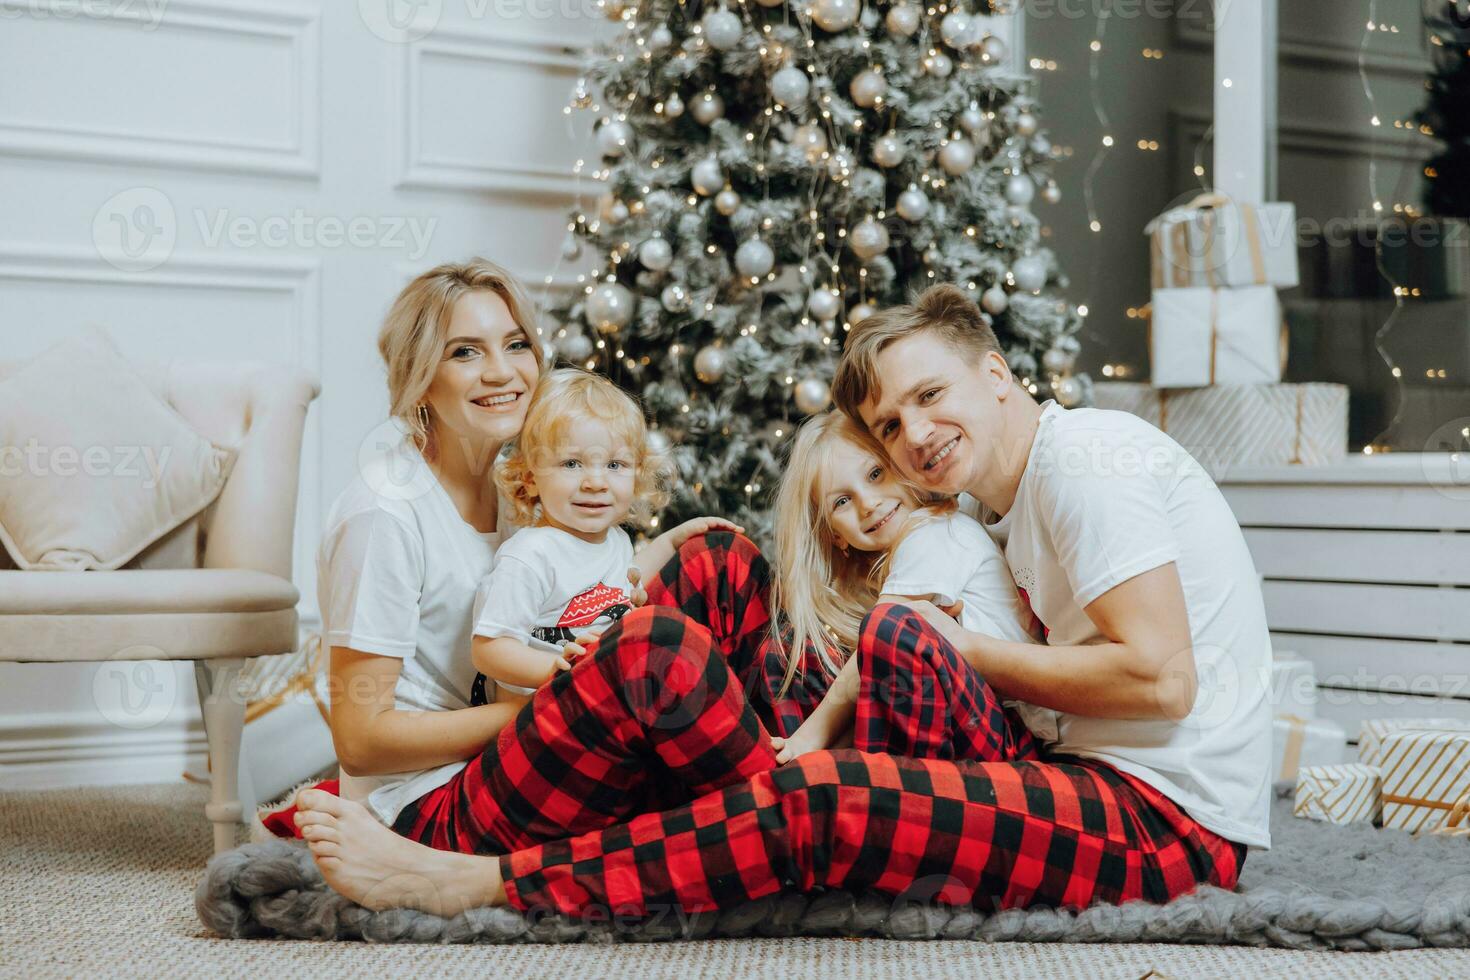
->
xmin=939 ymin=138 xmax=976 ymax=175
xmin=1054 ymin=375 xmax=1082 ymax=407
xmin=980 ymin=33 xmax=1008 ymax=63
xmin=826 ymin=149 xmax=855 ymax=181
xmin=596 ymin=119 xmax=633 ymax=158
xmin=808 ymin=288 xmax=841 ymax=321
xmin=809 ymin=0 xmax=861 ymax=32
xmin=645 ymin=428 xmax=673 ymax=456
xmin=1042 ymin=347 xmax=1075 ymax=375
xmin=872 ymin=132 xmax=904 ymax=168
xmin=794 ymin=377 xmax=831 ymax=414
xmin=1015 ymin=111 xmax=1039 ymax=137
xmin=792 ymin=122 xmax=828 ymax=162
xmin=896 ymin=184 xmax=930 ymax=221
xmin=848 ymin=216 xmax=890 ymax=260
xmin=660 ymin=282 xmax=691 ymax=313
xmin=585 ymin=282 xmax=635 ymax=334
xmin=715 ymin=187 xmax=741 ymax=217
xmin=648 ymin=25 xmax=673 ymax=51
xmin=849 ymin=301 xmax=876 ymax=324
xmin=981 ymin=285 xmax=1009 ymax=315
xmin=849 ymin=68 xmax=886 ymax=108
xmin=638 ymin=236 xmax=673 ymax=271
xmin=885 ymin=3 xmax=920 ymax=36
xmin=702 ymin=9 xmax=743 ymax=51
xmin=691 ymin=156 xmax=724 ymax=196
xmin=1005 ymin=174 xmax=1036 ymax=206
xmin=1012 ymin=254 xmax=1047 ymax=293
xmin=736 ymin=237 xmax=775 ymax=278
xmin=1030 ymin=133 xmax=1052 ymax=157
xmin=558 ymin=330 xmax=593 ymax=362
xmin=694 ymin=344 xmax=729 ymax=383
xmin=925 ymin=52 xmax=954 ymax=78
xmin=663 ymin=93 xmax=685 ymax=119
xmin=939 ymin=11 xmax=972 ymax=50
xmin=771 ymin=66 xmax=811 ymax=107
xmin=1042 ymin=182 xmax=1062 ymax=205
xmin=692 ymin=90 xmax=725 ymax=125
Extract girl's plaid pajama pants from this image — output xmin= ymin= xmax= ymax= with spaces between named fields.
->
xmin=392 ymin=532 xmax=1246 ymax=916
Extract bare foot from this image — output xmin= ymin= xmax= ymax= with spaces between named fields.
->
xmin=293 ymin=788 xmax=506 ymax=916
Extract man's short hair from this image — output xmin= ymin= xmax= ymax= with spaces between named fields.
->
xmin=832 ymin=283 xmax=1002 ymax=426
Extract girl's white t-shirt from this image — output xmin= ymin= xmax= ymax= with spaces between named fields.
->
xmin=316 ymin=429 xmax=514 ymax=827
xmin=966 ymin=401 xmax=1274 ymax=848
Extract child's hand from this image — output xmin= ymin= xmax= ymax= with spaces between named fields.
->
xmin=667 ymin=516 xmax=745 ymax=548
xmin=625 ymin=566 xmax=648 ymax=608
xmin=552 ymin=654 xmax=573 ymax=673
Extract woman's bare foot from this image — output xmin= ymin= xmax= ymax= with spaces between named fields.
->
xmin=293 ymin=788 xmax=506 ymax=916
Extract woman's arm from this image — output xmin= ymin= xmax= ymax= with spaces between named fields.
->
xmin=327 ymin=645 xmax=520 ymax=777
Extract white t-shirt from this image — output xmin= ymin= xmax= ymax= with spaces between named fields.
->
xmin=471 ymin=525 xmax=635 ymax=695
xmin=316 ymin=428 xmax=514 ymax=827
xmin=966 ymin=401 xmax=1273 ymax=848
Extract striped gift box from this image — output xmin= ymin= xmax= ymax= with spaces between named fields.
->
xmin=1294 ymin=763 xmax=1382 ymax=825
xmin=1357 ymin=718 xmax=1470 ymax=768
xmin=1378 ymin=728 xmax=1470 ymax=833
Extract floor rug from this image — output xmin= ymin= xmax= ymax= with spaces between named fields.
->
xmin=195 ymin=785 xmax=1470 ymax=950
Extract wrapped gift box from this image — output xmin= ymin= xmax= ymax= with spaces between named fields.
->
xmin=1357 ymin=717 xmax=1470 ymax=767
xmin=1148 ymin=196 xmax=1299 ymax=290
xmin=1273 ymin=713 xmax=1346 ymax=782
xmin=1378 ymin=727 xmax=1470 ymax=833
xmin=1271 ymin=652 xmax=1317 ymax=719
xmin=1294 ymin=763 xmax=1382 ymax=825
xmin=1091 ymin=382 xmax=1349 ymax=470
xmin=1150 ymin=286 xmax=1285 ymax=388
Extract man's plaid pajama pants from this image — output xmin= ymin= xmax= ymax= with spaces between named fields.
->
xmin=393 ymin=532 xmax=1246 ymax=914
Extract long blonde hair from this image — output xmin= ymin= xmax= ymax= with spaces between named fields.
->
xmin=770 ymin=413 xmax=941 ymax=698
xmin=377 ymin=258 xmax=546 ymax=460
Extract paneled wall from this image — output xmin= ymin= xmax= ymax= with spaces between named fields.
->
xmin=0 ymin=0 xmax=598 ymax=788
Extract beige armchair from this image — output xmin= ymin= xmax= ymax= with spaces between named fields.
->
xmin=0 ymin=359 xmax=320 ymax=854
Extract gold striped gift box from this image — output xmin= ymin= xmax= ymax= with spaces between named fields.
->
xmin=1357 ymin=717 xmax=1470 ymax=768
xmin=1378 ymin=728 xmax=1470 ymax=833
xmin=1293 ymin=763 xmax=1382 ymax=825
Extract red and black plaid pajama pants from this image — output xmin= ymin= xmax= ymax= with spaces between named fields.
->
xmin=395 ymin=532 xmax=1246 ymax=913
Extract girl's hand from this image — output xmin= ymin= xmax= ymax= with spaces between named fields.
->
xmin=667 ymin=516 xmax=745 ymax=548
xmin=624 ymin=566 xmax=648 ymax=608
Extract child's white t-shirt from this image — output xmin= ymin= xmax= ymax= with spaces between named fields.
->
xmin=317 ymin=430 xmax=515 ymax=827
xmin=964 ymin=401 xmax=1273 ymax=848
xmin=471 ymin=525 xmax=636 ymax=695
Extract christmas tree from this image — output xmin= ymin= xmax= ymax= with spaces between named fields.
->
xmin=547 ymin=0 xmax=1085 ymax=539
xmin=1416 ymin=0 xmax=1470 ymax=216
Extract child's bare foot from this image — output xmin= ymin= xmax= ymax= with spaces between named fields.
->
xmin=771 ymin=726 xmax=828 ymax=765
xmin=293 ymin=788 xmax=505 ymax=916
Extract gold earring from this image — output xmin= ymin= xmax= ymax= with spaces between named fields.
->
xmin=416 ymin=404 xmax=430 ymax=429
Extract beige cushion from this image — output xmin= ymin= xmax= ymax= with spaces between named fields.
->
xmin=0 ymin=328 xmax=235 ymax=570
xmin=0 ymin=569 xmax=299 ymax=663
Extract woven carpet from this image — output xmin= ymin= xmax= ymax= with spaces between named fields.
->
xmin=195 ymin=784 xmax=1470 ymax=951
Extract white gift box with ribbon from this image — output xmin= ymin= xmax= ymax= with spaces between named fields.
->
xmin=1271 ymin=652 xmax=1317 ymax=719
xmin=1294 ymin=763 xmax=1381 ymax=825
xmin=1149 ymin=285 xmax=1285 ymax=388
xmin=1272 ymin=712 xmax=1346 ymax=782
xmin=1147 ymin=193 xmax=1299 ymax=290
xmin=1357 ymin=717 xmax=1470 ymax=768
xmin=1378 ymin=727 xmax=1470 ymax=834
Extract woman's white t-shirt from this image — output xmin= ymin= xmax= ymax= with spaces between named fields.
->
xmin=966 ymin=401 xmax=1274 ymax=848
xmin=316 ymin=430 xmax=513 ymax=827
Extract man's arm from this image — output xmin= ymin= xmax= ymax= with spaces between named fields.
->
xmin=911 ymin=563 xmax=1198 ymax=721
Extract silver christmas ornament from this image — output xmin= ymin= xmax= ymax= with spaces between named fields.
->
xmin=638 ymin=236 xmax=673 ymax=271
xmin=771 ymin=66 xmax=811 ymax=107
xmin=925 ymin=52 xmax=953 ymax=78
xmin=645 ymin=428 xmax=672 ymax=457
xmin=826 ymin=148 xmax=855 ymax=180
xmin=561 ymin=239 xmax=581 ymax=259
xmin=735 ymin=237 xmax=775 ymax=278
xmin=691 ymin=90 xmax=725 ymax=125
xmin=980 ymin=33 xmax=1008 ymax=63
xmin=1042 ymin=182 xmax=1062 ymax=205
xmin=872 ymin=132 xmax=904 ymax=168
xmin=792 ymin=122 xmax=828 ymax=162
xmin=849 ymin=68 xmax=886 ymax=107
xmin=939 ymin=11 xmax=972 ymax=50
xmin=809 ymin=0 xmax=861 ymax=32
xmin=807 ymin=288 xmax=841 ymax=321
xmin=849 ymin=301 xmax=876 ymax=324
xmin=694 ymin=344 xmax=729 ymax=383
xmin=585 ymin=282 xmax=635 ymax=334
xmin=1054 ymin=375 xmax=1082 ymax=407
xmin=1012 ymin=254 xmax=1047 ymax=292
xmin=981 ymin=285 xmax=1009 ymax=315
xmin=663 ymin=93 xmax=685 ymax=118
xmin=939 ymin=138 xmax=976 ymax=175
xmin=715 ymin=187 xmax=741 ymax=215
xmin=558 ymin=330 xmax=593 ymax=362
xmin=691 ymin=156 xmax=724 ymax=196
xmin=1042 ymin=347 xmax=1075 ymax=375
xmin=885 ymin=2 xmax=919 ymax=36
xmin=1005 ymin=173 xmax=1036 ymax=206
xmin=648 ymin=25 xmax=673 ymax=51
xmin=895 ymin=184 xmax=929 ymax=220
xmin=1030 ymin=134 xmax=1052 ymax=157
xmin=596 ymin=119 xmax=633 ymax=158
xmin=848 ymin=216 xmax=890 ymax=260
xmin=702 ymin=9 xmax=743 ymax=51
xmin=1015 ymin=111 xmax=1039 ymax=137
xmin=794 ymin=377 xmax=831 ymax=414
xmin=660 ymin=282 xmax=691 ymax=313
xmin=959 ymin=105 xmax=988 ymax=138
xmin=609 ymin=201 xmax=629 ymax=223
xmin=635 ymin=270 xmax=662 ymax=290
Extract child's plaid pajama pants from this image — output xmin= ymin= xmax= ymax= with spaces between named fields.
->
xmin=392 ymin=532 xmax=1246 ymax=915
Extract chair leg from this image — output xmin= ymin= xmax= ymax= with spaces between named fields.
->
xmin=194 ymin=658 xmax=247 ymax=856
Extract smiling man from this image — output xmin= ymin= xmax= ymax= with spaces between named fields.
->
xmin=832 ymin=283 xmax=1273 ymax=859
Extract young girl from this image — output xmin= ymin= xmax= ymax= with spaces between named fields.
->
xmin=767 ymin=411 xmax=1044 ymax=762
xmin=469 ymin=368 xmax=737 ymax=704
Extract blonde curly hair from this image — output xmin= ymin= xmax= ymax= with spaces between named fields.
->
xmin=495 ymin=368 xmax=673 ymax=527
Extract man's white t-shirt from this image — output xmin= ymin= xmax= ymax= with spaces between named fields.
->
xmin=317 ymin=429 xmax=514 ymax=827
xmin=471 ymin=525 xmax=636 ymax=696
xmin=965 ymin=401 xmax=1273 ymax=848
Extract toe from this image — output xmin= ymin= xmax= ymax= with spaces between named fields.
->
xmin=301 ymin=824 xmax=339 ymax=843
xmin=298 ymin=788 xmax=347 ymax=815
xmin=308 ymin=838 xmax=340 ymax=859
xmin=294 ymin=809 xmax=333 ymax=828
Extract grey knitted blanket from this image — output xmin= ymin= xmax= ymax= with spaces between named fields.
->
xmin=195 ymin=786 xmax=1470 ymax=950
